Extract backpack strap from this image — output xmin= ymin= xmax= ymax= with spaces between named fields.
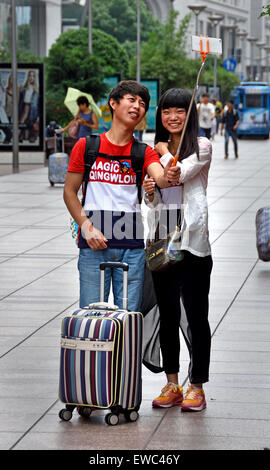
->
xmin=130 ymin=138 xmax=147 ymax=204
xmin=82 ymin=135 xmax=100 ymax=207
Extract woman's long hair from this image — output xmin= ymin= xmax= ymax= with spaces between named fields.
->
xmin=155 ymin=88 xmax=199 ymax=161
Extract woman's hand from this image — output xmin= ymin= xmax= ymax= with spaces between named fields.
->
xmin=155 ymin=141 xmax=169 ymax=156
xmin=143 ymin=177 xmax=155 ymax=196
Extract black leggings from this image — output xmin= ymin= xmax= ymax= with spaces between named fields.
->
xmin=152 ymin=251 xmax=213 ymax=384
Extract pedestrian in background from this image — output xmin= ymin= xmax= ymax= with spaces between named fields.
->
xmin=210 ymin=99 xmax=217 ymax=140
xmin=213 ymin=96 xmax=223 ymax=134
xmin=59 ymin=96 xmax=99 ymax=140
xmin=197 ymin=93 xmax=215 ymax=140
xmin=221 ymin=100 xmax=239 ymax=159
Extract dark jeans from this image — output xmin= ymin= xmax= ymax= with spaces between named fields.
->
xmin=152 ymin=251 xmax=213 ymax=384
xmin=225 ymin=128 xmax=238 ymax=156
xmin=200 ymin=127 xmax=211 ymax=139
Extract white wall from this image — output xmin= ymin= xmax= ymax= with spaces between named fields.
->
xmin=44 ymin=0 xmax=62 ymax=55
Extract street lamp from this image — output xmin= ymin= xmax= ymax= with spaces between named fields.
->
xmin=137 ymin=0 xmax=141 ymax=82
xmin=264 ymin=45 xmax=270 ymax=84
xmin=208 ymin=15 xmax=224 ymax=97
xmin=188 ymin=4 xmax=206 ymax=35
xmin=11 ymin=0 xmax=18 ymax=172
xmin=88 ymin=0 xmax=92 ymax=55
xmin=236 ymin=30 xmax=248 ymax=80
xmin=247 ymin=36 xmax=257 ymax=80
xmin=256 ymin=41 xmax=265 ymax=80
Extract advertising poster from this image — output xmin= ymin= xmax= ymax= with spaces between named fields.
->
xmin=140 ymin=79 xmax=160 ymax=131
xmin=0 ymin=63 xmax=44 ymax=151
xmin=97 ymin=75 xmax=121 ymax=134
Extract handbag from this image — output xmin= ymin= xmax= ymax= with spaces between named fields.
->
xmin=145 ymin=209 xmax=184 ymax=272
xmin=68 ymin=120 xmax=79 ymax=139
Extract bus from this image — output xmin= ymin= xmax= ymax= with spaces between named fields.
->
xmin=231 ymin=82 xmax=270 ymax=139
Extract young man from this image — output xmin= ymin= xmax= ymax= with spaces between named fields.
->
xmin=64 ymin=80 xmax=180 ymax=311
xmin=221 ymin=100 xmax=239 ymax=159
xmin=197 ymin=94 xmax=216 ymax=140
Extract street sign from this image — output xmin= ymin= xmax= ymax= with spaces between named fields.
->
xmin=223 ymin=57 xmax=237 ymax=72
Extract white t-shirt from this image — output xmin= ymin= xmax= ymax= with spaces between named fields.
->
xmin=197 ymin=102 xmax=215 ymax=129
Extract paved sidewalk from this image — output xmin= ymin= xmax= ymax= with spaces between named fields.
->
xmin=0 ymin=133 xmax=270 ymax=450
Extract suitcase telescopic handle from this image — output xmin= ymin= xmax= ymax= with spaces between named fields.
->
xmin=100 ymin=262 xmax=129 ymax=310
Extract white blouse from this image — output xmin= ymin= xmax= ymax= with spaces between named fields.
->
xmin=144 ymin=137 xmax=212 ymax=257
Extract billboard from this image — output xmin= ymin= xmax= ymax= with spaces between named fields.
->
xmin=0 ymin=63 xmax=44 ymax=151
xmin=140 ymin=78 xmax=160 ymax=131
xmin=96 ymin=74 xmax=121 ymax=134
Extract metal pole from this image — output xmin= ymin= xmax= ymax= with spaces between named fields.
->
xmin=213 ymin=22 xmax=218 ymax=96
xmin=250 ymin=42 xmax=254 ymax=80
xmin=195 ymin=13 xmax=198 ymax=36
xmin=136 ymin=0 xmax=141 ymax=82
xmin=241 ymin=38 xmax=245 ymax=79
xmin=88 ymin=0 xmax=92 ymax=55
xmin=11 ymin=0 xmax=19 ymax=172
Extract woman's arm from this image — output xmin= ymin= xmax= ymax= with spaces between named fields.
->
xmin=156 ymin=139 xmax=212 ymax=183
xmin=58 ymin=118 xmax=76 ymax=134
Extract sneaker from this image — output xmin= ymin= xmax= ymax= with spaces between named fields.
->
xmin=224 ymin=154 xmax=228 ymax=159
xmin=181 ymin=384 xmax=206 ymax=412
xmin=152 ymin=383 xmax=183 ymax=408
xmin=235 ymin=153 xmax=239 ymax=159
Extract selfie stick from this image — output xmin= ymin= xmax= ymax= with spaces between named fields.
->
xmin=172 ymin=36 xmax=222 ymax=166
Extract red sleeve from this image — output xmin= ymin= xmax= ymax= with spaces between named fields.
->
xmin=143 ymin=145 xmax=161 ymax=178
xmin=68 ymin=137 xmax=86 ymax=173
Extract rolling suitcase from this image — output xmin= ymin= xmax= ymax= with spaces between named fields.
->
xmin=58 ymin=261 xmax=144 ymax=426
xmin=48 ymin=134 xmax=69 ymax=186
xmin=256 ymin=206 xmax=270 ymax=261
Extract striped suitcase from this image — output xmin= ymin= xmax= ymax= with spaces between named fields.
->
xmin=58 ymin=262 xmax=143 ymax=426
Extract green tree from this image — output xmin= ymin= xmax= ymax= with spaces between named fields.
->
xmin=45 ymin=27 xmax=129 ymax=124
xmin=259 ymin=4 xmax=270 ymax=17
xmin=92 ymin=0 xmax=160 ymax=44
xmin=129 ymin=10 xmax=191 ymax=93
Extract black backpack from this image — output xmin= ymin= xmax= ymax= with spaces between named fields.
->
xmin=81 ymin=135 xmax=147 ymax=207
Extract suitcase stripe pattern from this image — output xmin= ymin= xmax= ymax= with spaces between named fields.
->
xmin=59 ymin=310 xmax=143 ymax=410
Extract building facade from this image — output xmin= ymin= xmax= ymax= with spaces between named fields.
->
xmin=146 ymin=0 xmax=270 ymax=81
xmin=0 ymin=0 xmax=62 ymax=58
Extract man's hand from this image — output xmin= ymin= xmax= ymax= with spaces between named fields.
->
xmin=81 ymin=220 xmax=108 ymax=251
xmin=164 ymin=157 xmax=180 ymax=184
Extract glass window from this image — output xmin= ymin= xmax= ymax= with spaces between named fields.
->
xmin=245 ymin=94 xmax=262 ymax=108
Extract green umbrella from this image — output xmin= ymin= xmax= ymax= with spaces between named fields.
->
xmin=64 ymin=87 xmax=101 ymax=120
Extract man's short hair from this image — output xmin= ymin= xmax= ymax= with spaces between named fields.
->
xmin=202 ymin=93 xmax=209 ymax=98
xmin=77 ymin=95 xmax=89 ymax=107
xmin=108 ymin=80 xmax=150 ymax=116
xmin=227 ymin=100 xmax=234 ymax=105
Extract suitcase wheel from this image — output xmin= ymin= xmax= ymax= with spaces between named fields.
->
xmin=105 ymin=412 xmax=119 ymax=426
xmin=59 ymin=408 xmax=73 ymax=421
xmin=77 ymin=406 xmax=92 ymax=418
xmin=124 ymin=410 xmax=139 ymax=423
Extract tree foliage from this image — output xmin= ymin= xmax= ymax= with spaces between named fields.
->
xmin=92 ymin=0 xmax=160 ymax=44
xmin=259 ymin=4 xmax=270 ymax=17
xmin=45 ymin=27 xmax=129 ymax=124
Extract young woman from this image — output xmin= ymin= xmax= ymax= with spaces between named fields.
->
xmin=60 ymin=95 xmax=99 ymax=140
xmin=143 ymin=88 xmax=213 ymax=412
